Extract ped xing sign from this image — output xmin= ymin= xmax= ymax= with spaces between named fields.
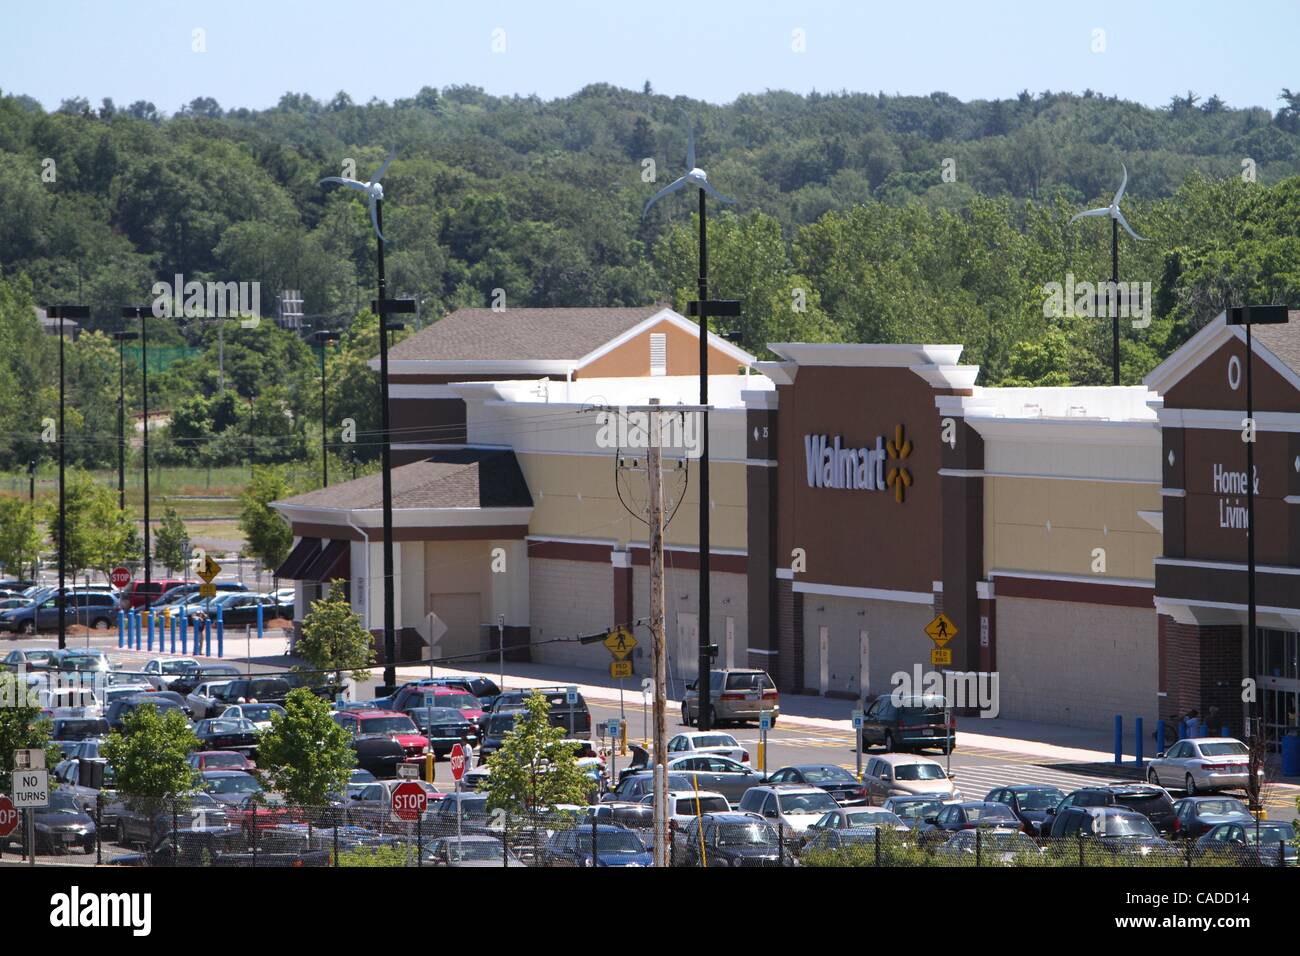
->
xmin=13 ymin=769 xmax=49 ymax=808
xmin=930 ymin=648 xmax=953 ymax=666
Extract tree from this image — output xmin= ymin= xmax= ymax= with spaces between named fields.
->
xmin=255 ymin=688 xmax=356 ymax=810
xmin=0 ymin=672 xmax=58 ymax=794
xmin=483 ymin=691 xmax=593 ymax=829
xmin=239 ymin=465 xmax=294 ymax=572
xmin=102 ymin=703 xmax=199 ymax=855
xmin=296 ymin=582 xmax=375 ymax=688
xmin=154 ymin=507 xmax=190 ymax=576
xmin=0 ymin=497 xmax=41 ymax=581
xmin=44 ymin=470 xmax=135 ymax=585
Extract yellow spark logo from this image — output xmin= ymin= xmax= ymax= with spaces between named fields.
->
xmin=885 ymin=424 xmax=913 ymax=503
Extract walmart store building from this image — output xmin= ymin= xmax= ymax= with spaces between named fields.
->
xmin=273 ymin=306 xmax=1300 ymax=739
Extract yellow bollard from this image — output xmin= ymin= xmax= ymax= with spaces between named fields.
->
xmin=757 ymin=740 xmax=765 ymax=770
xmin=619 ymin=721 xmax=628 ymax=756
xmin=425 ymin=752 xmax=435 ymax=784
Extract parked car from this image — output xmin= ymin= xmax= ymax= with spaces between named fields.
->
xmin=1170 ymin=796 xmax=1254 ymax=839
xmin=1044 ymin=784 xmax=1177 ymax=835
xmin=586 ymin=802 xmax=656 ymax=830
xmin=983 ymin=784 xmax=1067 ymax=835
xmin=675 ymin=813 xmax=787 ymax=867
xmin=219 ymin=702 xmax=286 ymax=732
xmin=603 ymin=770 xmax=696 ymax=804
xmin=141 ymin=657 xmax=201 ymax=688
xmin=682 ymin=669 xmax=780 ymax=727
xmin=859 ymin=693 xmax=955 ymax=754
xmin=937 ymin=828 xmax=1044 ymax=864
xmin=764 ymin=764 xmax=871 ymax=805
xmin=662 ymin=753 xmax=766 ymax=805
xmin=117 ymin=792 xmax=229 ymax=848
xmin=185 ymin=681 xmax=237 ymax=719
xmin=539 ymin=823 xmax=652 ymax=867
xmin=332 ymin=710 xmax=429 ymax=762
xmin=217 ymin=677 xmax=294 ymax=709
xmin=50 ymin=716 xmax=110 ymax=754
xmin=1046 ymin=806 xmax=1178 ymax=859
xmin=345 ymin=779 xmax=444 ymax=831
xmin=331 ymin=711 xmax=413 ymax=778
xmin=489 ymin=686 xmax=585 ymax=736
xmin=804 ymin=806 xmax=910 ymax=840
xmin=422 ymin=675 xmax=503 ymax=710
xmin=0 ymin=789 xmax=96 ymax=854
xmin=51 ymin=757 xmax=124 ymax=832
xmin=48 ymin=648 xmax=112 ymax=674
xmin=402 ymin=705 xmax=481 ymax=755
xmin=0 ymin=591 xmax=119 ymax=634
xmin=194 ymin=717 xmax=262 ymax=755
xmin=736 ymin=784 xmax=843 ymax=838
xmin=1146 ymin=737 xmax=1256 ymax=794
xmin=918 ymin=801 xmax=1022 ymax=842
xmin=861 ymin=754 xmax=962 ymax=804
xmin=166 ymin=663 xmax=242 ymax=696
xmin=119 ymin=579 xmax=188 ymax=610
xmin=150 ymin=581 xmax=248 ymax=609
xmin=186 ymin=591 xmax=292 ymax=627
xmin=392 ymin=680 xmax=488 ymax=725
xmin=423 ymin=835 xmax=523 ymax=867
xmin=0 ymin=647 xmax=57 ymax=671
xmin=666 ymin=731 xmax=749 ymax=764
xmin=105 ymin=694 xmax=191 ymax=731
xmin=478 ymin=709 xmax=522 ymax=761
xmin=186 ymin=750 xmax=256 ymax=772
xmin=1194 ymin=821 xmax=1297 ymax=866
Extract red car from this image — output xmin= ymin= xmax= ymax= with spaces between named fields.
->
xmin=335 ymin=710 xmax=430 ymax=762
xmin=118 ymin=579 xmax=187 ymax=610
xmin=390 ymin=682 xmax=487 ymax=727
xmin=187 ymin=750 xmax=256 ymax=772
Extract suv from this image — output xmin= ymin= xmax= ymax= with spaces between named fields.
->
xmin=119 ymin=579 xmax=187 ymax=610
xmin=1044 ymin=784 xmax=1177 ymax=834
xmin=859 ymin=693 xmax=955 ymax=754
xmin=490 ymin=687 xmax=591 ymax=738
xmin=0 ymin=591 xmax=119 ymax=634
xmin=1047 ymin=806 xmax=1176 ymax=857
xmin=215 ymin=677 xmax=294 ymax=710
xmin=736 ymin=785 xmax=841 ymax=839
xmin=682 ymin=669 xmax=779 ymax=727
xmin=676 ymin=812 xmax=785 ymax=867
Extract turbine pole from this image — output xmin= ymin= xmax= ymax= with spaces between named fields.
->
xmin=376 ymin=197 xmax=397 ymax=692
xmin=1111 ymin=217 xmax=1120 ymax=386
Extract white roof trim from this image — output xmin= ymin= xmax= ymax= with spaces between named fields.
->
xmin=910 ymin=364 xmax=980 ymax=390
xmin=371 ymin=358 xmax=577 ymax=375
xmin=573 ymin=307 xmax=756 ymax=372
xmin=1144 ymin=311 xmax=1300 ymax=397
xmin=792 ymin=581 xmax=935 ymax=605
xmin=752 ymin=361 xmax=797 ymax=385
xmin=272 ymin=502 xmax=533 ymax=529
xmin=768 ymin=342 xmax=964 ymax=368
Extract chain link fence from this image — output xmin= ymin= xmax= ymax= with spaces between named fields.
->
xmin=5 ymin=797 xmax=1292 ymax=868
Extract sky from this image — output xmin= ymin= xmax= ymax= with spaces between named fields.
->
xmin=2 ymin=0 xmax=1298 ymax=114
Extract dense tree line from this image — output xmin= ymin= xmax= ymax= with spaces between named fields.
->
xmin=2 ymin=83 xmax=1300 ymax=472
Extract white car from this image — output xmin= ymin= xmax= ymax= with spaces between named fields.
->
xmin=861 ymin=754 xmax=962 ymax=803
xmin=736 ymin=784 xmax=843 ymax=839
xmin=666 ymin=731 xmax=750 ymax=765
xmin=220 ymin=702 xmax=286 ymax=732
xmin=141 ymin=657 xmax=201 ymax=687
xmin=185 ymin=681 xmax=234 ymax=720
xmin=639 ymin=789 xmax=731 ymax=834
xmin=1146 ymin=737 xmax=1257 ymax=794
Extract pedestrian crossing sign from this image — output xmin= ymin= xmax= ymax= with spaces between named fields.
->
xmin=610 ymin=660 xmax=633 ymax=679
xmin=924 ymin=612 xmax=957 ymax=648
xmin=930 ymin=648 xmax=953 ymax=666
xmin=603 ymin=626 xmax=637 ymax=660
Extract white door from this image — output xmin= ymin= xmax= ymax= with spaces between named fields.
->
xmin=675 ymin=613 xmax=699 ymax=681
xmin=859 ymin=629 xmax=870 ymax=698
xmin=725 ymin=617 xmax=735 ymax=670
xmin=819 ymin=626 xmax=830 ymax=696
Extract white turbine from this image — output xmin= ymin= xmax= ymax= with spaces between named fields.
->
xmin=642 ymin=119 xmax=735 ymax=217
xmin=1070 ymin=163 xmax=1146 ymax=241
xmin=319 ymin=151 xmax=397 ymax=242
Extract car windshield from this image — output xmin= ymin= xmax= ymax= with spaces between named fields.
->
xmin=1116 ymin=792 xmax=1172 ymax=813
xmin=1194 ymin=799 xmax=1248 ymax=816
xmin=1015 ymin=788 xmax=1065 ymax=810
xmin=674 ymin=797 xmax=729 ymax=814
xmin=966 ymin=805 xmax=1017 ymax=823
xmin=717 ymin=824 xmax=776 ymax=846
xmin=893 ymin=763 xmax=947 ymax=781
xmin=200 ymin=753 xmax=246 ymax=768
xmin=440 ymin=692 xmax=479 ymax=710
xmin=161 ymin=661 xmax=195 ymax=674
xmin=48 ymin=791 xmax=81 ymax=814
xmin=595 ymin=832 xmax=646 ymax=853
xmin=800 ymin=766 xmax=857 ymax=785
xmin=56 ymin=719 xmax=108 ymax=739
xmin=846 ymin=810 xmax=904 ymax=828
xmin=891 ymin=798 xmax=942 ymax=817
xmin=207 ymin=719 xmax=255 ymax=734
xmin=454 ymin=797 xmax=488 ymax=815
xmin=1199 ymin=742 xmax=1248 ymax=757
xmin=486 ymin=715 xmax=518 ymax=735
xmin=446 ymin=841 xmax=499 ymax=861
xmin=1100 ymin=814 xmax=1158 ymax=837
xmin=778 ymin=792 xmax=839 ymax=814
xmin=411 ymin=707 xmax=465 ymax=727
xmin=205 ymin=775 xmax=261 ymax=795
xmin=239 ymin=706 xmax=281 ymax=722
xmin=1244 ymin=824 xmax=1295 ymax=844
xmin=899 ymin=705 xmax=946 ymax=719
xmin=360 ymin=716 xmax=418 ymax=735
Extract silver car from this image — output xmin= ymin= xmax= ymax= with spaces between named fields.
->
xmin=1146 ymin=737 xmax=1256 ymax=794
xmin=682 ymin=669 xmax=780 ymax=727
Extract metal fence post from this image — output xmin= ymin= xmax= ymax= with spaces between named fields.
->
xmin=172 ymin=799 xmax=178 ymax=865
xmin=251 ymin=804 xmax=257 ymax=866
xmin=975 ymin=827 xmax=982 ymax=868
xmin=95 ymin=792 xmax=102 ymax=866
xmin=417 ymin=812 xmax=423 ymax=868
xmin=504 ymin=814 xmax=509 ymax=867
xmin=333 ymin=808 xmax=340 ymax=867
xmin=591 ymin=810 xmax=598 ymax=866
xmin=1077 ymin=833 xmax=1085 ymax=867
xmin=778 ymin=825 xmax=785 ymax=867
xmin=874 ymin=827 xmax=881 ymax=867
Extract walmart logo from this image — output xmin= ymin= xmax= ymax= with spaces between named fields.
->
xmin=803 ymin=423 xmax=913 ymax=503
xmin=885 ymin=425 xmax=913 ymax=503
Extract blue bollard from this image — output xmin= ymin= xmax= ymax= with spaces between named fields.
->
xmin=146 ymin=611 xmax=154 ymax=652
xmin=1221 ymin=724 xmax=1230 ymax=738
xmin=1114 ymin=715 xmax=1123 ymax=764
xmin=1135 ymin=716 xmax=1144 ymax=766
xmin=256 ymin=599 xmax=264 ymax=640
xmin=169 ymin=612 xmax=176 ymax=654
xmin=117 ymin=610 xmax=125 ymax=648
xmin=216 ymin=605 xmax=224 ymax=658
xmin=180 ymin=612 xmax=188 ymax=655
xmin=1157 ymin=720 xmax=1166 ymax=756
xmin=204 ymin=617 xmax=212 ymax=657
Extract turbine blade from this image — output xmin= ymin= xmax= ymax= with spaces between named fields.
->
xmin=700 ymin=179 xmax=736 ymax=205
xmin=1112 ymin=163 xmax=1128 ymax=207
xmin=370 ymin=198 xmax=387 ymax=243
xmin=642 ymin=177 xmax=688 ymax=217
xmin=1070 ymin=207 xmax=1110 ymax=223
xmin=1115 ymin=208 xmax=1146 ymax=242
xmin=319 ymin=176 xmax=367 ymax=191
xmin=370 ymin=150 xmax=397 ymax=184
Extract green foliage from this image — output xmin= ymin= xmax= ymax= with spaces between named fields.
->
xmin=255 ymin=688 xmax=356 ymax=807
xmin=44 ymin=468 xmax=135 ymax=580
xmin=238 ymin=465 xmax=294 ymax=570
xmin=0 ymin=672 xmax=56 ymax=794
xmin=483 ymin=691 xmax=594 ymax=819
xmin=101 ymin=703 xmax=199 ymax=815
xmin=0 ymin=495 xmax=41 ymax=579
xmin=153 ymin=506 xmax=190 ymax=575
xmin=296 ymin=580 xmax=375 ymax=683
xmin=338 ymin=843 xmax=418 ymax=867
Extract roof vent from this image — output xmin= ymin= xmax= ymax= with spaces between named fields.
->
xmin=650 ymin=333 xmax=667 ymax=376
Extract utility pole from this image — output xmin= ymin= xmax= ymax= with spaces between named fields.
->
xmin=123 ymin=307 xmax=154 ymax=590
xmin=311 ymin=330 xmax=339 ymax=488
xmin=647 ymin=399 xmax=669 ymax=867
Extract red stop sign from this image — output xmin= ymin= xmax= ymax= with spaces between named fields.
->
xmin=109 ymin=566 xmax=132 ymax=589
xmin=449 ymin=743 xmax=467 ymax=781
xmin=390 ymin=781 xmax=428 ymax=822
xmin=0 ymin=796 xmax=17 ymax=839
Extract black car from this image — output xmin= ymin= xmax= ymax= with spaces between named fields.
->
xmin=478 ymin=709 xmax=524 ymax=761
xmin=1046 ymin=784 xmax=1177 ymax=834
xmin=167 ymin=664 xmax=242 ymax=696
xmin=1046 ymin=806 xmax=1177 ymax=858
xmin=490 ymin=687 xmax=592 ymax=738
xmin=403 ymin=705 xmax=481 ymax=755
xmin=984 ymin=784 xmax=1067 ymax=835
xmin=764 ymin=764 xmax=871 ymax=805
xmin=194 ymin=717 xmax=261 ymax=755
xmin=859 ymin=693 xmax=955 ymax=754
xmin=105 ymin=694 xmax=191 ymax=731
xmin=51 ymin=717 xmax=110 ymax=757
xmin=1194 ymin=821 xmax=1297 ymax=866
xmin=217 ymin=677 xmax=293 ymax=710
xmin=0 ymin=790 xmax=96 ymax=854
xmin=676 ymin=812 xmax=786 ymax=867
xmin=1171 ymin=796 xmax=1254 ymax=839
xmin=918 ymin=801 xmax=1022 ymax=842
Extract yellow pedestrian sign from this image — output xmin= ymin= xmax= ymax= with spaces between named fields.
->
xmin=930 ymin=648 xmax=952 ymax=666
xmin=196 ymin=554 xmax=222 ymax=584
xmin=924 ymin=612 xmax=957 ymax=648
xmin=610 ymin=660 xmax=633 ymax=679
xmin=603 ymin=626 xmax=637 ymax=660
xmin=198 ymin=583 xmax=217 ymax=599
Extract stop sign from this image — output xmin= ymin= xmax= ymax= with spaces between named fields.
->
xmin=0 ymin=796 xmax=17 ymax=839
xmin=390 ymin=781 xmax=427 ymax=822
xmin=449 ymin=743 xmax=467 ymax=781
xmin=109 ymin=566 xmax=132 ymax=589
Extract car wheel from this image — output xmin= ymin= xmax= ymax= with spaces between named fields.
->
xmin=884 ymin=732 xmax=897 ymax=753
xmin=681 ymin=704 xmax=693 ymax=727
xmin=706 ymin=706 xmax=719 ymax=729
xmin=1147 ymin=767 xmax=1160 ymax=786
xmin=91 ymin=617 xmax=110 ymax=630
xmin=1185 ymin=774 xmax=1197 ymax=796
xmin=19 ymin=621 xmax=35 ymax=636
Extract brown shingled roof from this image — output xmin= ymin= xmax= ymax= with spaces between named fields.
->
xmin=1253 ymin=310 xmax=1300 ymax=378
xmin=386 ymin=304 xmax=667 ymax=362
xmin=277 ymin=449 xmax=533 ymax=511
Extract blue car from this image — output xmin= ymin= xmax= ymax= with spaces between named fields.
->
xmin=0 ymin=591 xmax=119 ymax=635
xmin=540 ymin=824 xmax=652 ymax=867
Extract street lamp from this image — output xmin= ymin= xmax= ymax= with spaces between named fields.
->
xmin=110 ymin=331 xmax=139 ymax=511
xmin=1225 ymin=305 xmax=1289 ymax=745
xmin=122 ymin=307 xmax=155 ymax=591
xmin=311 ymin=330 xmax=340 ymax=488
xmin=44 ymin=304 xmax=90 ymax=651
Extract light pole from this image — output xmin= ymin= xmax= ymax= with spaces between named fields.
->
xmin=1226 ymin=305 xmax=1288 ymax=745
xmin=122 ymin=307 xmax=154 ymax=591
xmin=311 ymin=330 xmax=340 ymax=488
xmin=110 ymin=331 xmax=139 ymax=511
xmin=44 ymin=304 xmax=90 ymax=651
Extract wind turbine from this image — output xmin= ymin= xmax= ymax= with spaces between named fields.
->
xmin=1071 ymin=163 xmax=1147 ymax=385
xmin=319 ymin=151 xmax=396 ymax=242
xmin=641 ymin=114 xmax=740 ymax=747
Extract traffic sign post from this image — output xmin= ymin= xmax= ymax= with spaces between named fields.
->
xmin=566 ymin=686 xmax=577 ymax=738
xmin=449 ymin=742 xmax=467 ymax=846
xmin=758 ymin=711 xmax=771 ymax=774
xmin=13 ymin=766 xmax=48 ymax=869
xmin=610 ymin=660 xmax=632 ymax=679
xmin=852 ymin=710 xmax=865 ymax=778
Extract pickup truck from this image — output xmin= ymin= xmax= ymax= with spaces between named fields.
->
xmin=52 ymin=757 xmax=127 ymax=836
xmin=111 ymin=826 xmax=332 ymax=866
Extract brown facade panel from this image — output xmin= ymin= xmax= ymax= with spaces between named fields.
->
xmin=941 ymin=472 xmax=983 ymax=673
xmin=575 ymin=318 xmax=741 ymax=378
xmin=1159 ymin=616 xmax=1244 ymax=736
xmin=489 ymin=624 xmax=533 ymax=664
xmin=390 ymin=397 xmax=467 ymax=445
xmin=746 ymin=462 xmax=778 ymax=656
xmin=528 ymin=540 xmax=615 ymax=564
xmin=1162 ymin=337 xmax=1300 ymax=413
xmin=775 ymin=577 xmax=803 ymax=692
xmin=629 ymin=548 xmax=747 ymax=575
xmin=1156 ymin=563 xmax=1300 ymax=612
xmin=993 ymin=575 xmax=1155 ymax=609
xmin=613 ymin=560 xmax=633 ymax=628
